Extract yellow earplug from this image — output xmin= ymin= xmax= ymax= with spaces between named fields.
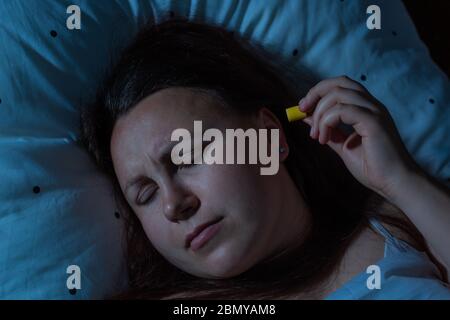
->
xmin=286 ymin=106 xmax=307 ymax=122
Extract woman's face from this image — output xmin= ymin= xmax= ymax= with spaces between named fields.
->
xmin=111 ymin=87 xmax=310 ymax=279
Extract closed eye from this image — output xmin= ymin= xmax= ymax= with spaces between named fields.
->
xmin=136 ymin=185 xmax=157 ymax=206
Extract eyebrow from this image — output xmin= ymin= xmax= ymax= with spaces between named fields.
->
xmin=124 ymin=140 xmax=178 ymax=195
xmin=124 ymin=128 xmax=207 ymax=195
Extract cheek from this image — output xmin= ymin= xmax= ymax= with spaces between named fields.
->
xmin=203 ymin=164 xmax=273 ymax=220
xmin=139 ymin=215 xmax=190 ymax=270
xmin=139 ymin=214 xmax=172 ymax=252
xmin=202 ymin=163 xmax=260 ymax=192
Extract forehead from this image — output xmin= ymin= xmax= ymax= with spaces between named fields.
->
xmin=110 ymin=87 xmax=229 ymax=180
xmin=112 ymin=87 xmax=227 ymax=146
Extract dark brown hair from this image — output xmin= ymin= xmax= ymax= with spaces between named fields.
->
xmin=79 ymin=18 xmax=428 ymax=299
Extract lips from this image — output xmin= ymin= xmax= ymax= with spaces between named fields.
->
xmin=185 ymin=216 xmax=223 ymax=251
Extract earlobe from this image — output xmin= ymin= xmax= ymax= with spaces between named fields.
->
xmin=279 ymin=145 xmax=289 ymax=162
xmin=258 ymin=107 xmax=290 ymax=162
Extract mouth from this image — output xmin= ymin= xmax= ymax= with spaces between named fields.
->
xmin=185 ymin=216 xmax=224 ymax=251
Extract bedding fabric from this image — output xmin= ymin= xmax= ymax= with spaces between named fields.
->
xmin=0 ymin=0 xmax=449 ymax=299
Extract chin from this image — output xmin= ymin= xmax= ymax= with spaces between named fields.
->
xmin=198 ymin=269 xmax=242 ymax=280
xmin=199 ymin=258 xmax=255 ymax=280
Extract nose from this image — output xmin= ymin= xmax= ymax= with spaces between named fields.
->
xmin=162 ymin=182 xmax=200 ymax=223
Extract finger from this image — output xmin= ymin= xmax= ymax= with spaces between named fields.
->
xmin=321 ymin=126 xmax=349 ymax=154
xmin=311 ymin=87 xmax=378 ymax=139
xmin=302 ymin=116 xmax=313 ymax=127
xmin=318 ymin=108 xmax=357 ymax=157
xmin=318 ymin=103 xmax=375 ymax=149
xmin=299 ymin=75 xmax=367 ymax=111
xmin=318 ymin=105 xmax=349 ymax=146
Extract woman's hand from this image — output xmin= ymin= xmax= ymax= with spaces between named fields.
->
xmin=300 ymin=76 xmax=450 ymax=274
xmin=299 ymin=75 xmax=420 ymax=201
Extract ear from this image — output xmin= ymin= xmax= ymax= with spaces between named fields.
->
xmin=255 ymin=107 xmax=289 ymax=162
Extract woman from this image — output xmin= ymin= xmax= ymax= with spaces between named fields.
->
xmin=80 ymin=18 xmax=450 ymax=299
